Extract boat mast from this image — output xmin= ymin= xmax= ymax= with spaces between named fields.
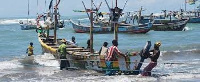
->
xmin=45 ymin=0 xmax=47 ymax=12
xmin=116 ymin=0 xmax=117 ymax=7
xmin=114 ymin=0 xmax=118 ymax=41
xmin=90 ymin=0 xmax=94 ymax=53
xmin=37 ymin=0 xmax=39 ymax=15
xmin=185 ymin=0 xmax=187 ymax=11
xmin=27 ymin=0 xmax=29 ymax=23
xmin=54 ymin=0 xmax=58 ymax=43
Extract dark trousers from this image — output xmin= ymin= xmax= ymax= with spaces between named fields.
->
xmin=141 ymin=62 xmax=157 ymax=76
xmin=134 ymin=57 xmax=145 ymax=75
xmin=105 ymin=61 xmax=115 ymax=75
xmin=60 ymin=56 xmax=70 ymax=70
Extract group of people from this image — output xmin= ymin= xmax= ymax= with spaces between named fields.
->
xmin=26 ymin=36 xmax=78 ymax=70
xmin=26 ymin=37 xmax=161 ymax=76
xmin=99 ymin=40 xmax=161 ymax=76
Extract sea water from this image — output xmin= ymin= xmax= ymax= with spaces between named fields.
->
xmin=0 ymin=16 xmax=200 ymax=81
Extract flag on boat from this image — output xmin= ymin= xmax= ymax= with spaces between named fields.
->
xmin=186 ymin=0 xmax=198 ymax=5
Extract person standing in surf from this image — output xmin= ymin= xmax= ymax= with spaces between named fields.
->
xmin=99 ymin=42 xmax=108 ymax=56
xmin=141 ymin=42 xmax=161 ymax=76
xmin=105 ymin=40 xmax=126 ymax=75
xmin=135 ymin=41 xmax=151 ymax=74
xmin=58 ymin=39 xmax=70 ymax=70
xmin=26 ymin=42 xmax=34 ymax=56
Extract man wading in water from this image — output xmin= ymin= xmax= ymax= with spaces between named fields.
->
xmin=141 ymin=42 xmax=161 ymax=76
xmin=26 ymin=42 xmax=34 ymax=56
xmin=58 ymin=39 xmax=70 ymax=70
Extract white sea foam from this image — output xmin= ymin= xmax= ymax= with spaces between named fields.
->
xmin=77 ymin=18 xmax=89 ymax=21
xmin=0 ymin=19 xmax=36 ymax=25
xmin=185 ymin=48 xmax=197 ymax=52
xmin=161 ymin=73 xmax=200 ymax=80
xmin=173 ymin=50 xmax=180 ymax=53
xmin=0 ymin=59 xmax=22 ymax=70
xmin=184 ymin=26 xmax=191 ymax=31
xmin=34 ymin=53 xmax=60 ymax=67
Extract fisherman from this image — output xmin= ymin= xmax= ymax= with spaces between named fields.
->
xmin=105 ymin=40 xmax=126 ymax=75
xmin=26 ymin=42 xmax=34 ymax=56
xmin=71 ymin=36 xmax=78 ymax=46
xmin=135 ymin=41 xmax=151 ymax=75
xmin=36 ymin=26 xmax=44 ymax=36
xmin=99 ymin=42 xmax=108 ymax=56
xmin=87 ymin=39 xmax=90 ymax=49
xmin=141 ymin=42 xmax=161 ymax=76
xmin=98 ymin=12 xmax=104 ymax=18
xmin=58 ymin=39 xmax=70 ymax=70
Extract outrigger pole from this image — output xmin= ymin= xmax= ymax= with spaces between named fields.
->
xmin=27 ymin=0 xmax=29 ymax=24
xmin=54 ymin=0 xmax=58 ymax=43
xmin=185 ymin=0 xmax=187 ymax=11
xmin=82 ymin=0 xmax=94 ymax=53
xmin=82 ymin=1 xmax=90 ymax=20
xmin=90 ymin=0 xmax=94 ymax=53
xmin=114 ymin=0 xmax=118 ymax=41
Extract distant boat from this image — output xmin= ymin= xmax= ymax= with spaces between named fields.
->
xmin=19 ymin=0 xmax=37 ymax=30
xmin=181 ymin=0 xmax=200 ymax=23
xmin=70 ymin=20 xmax=152 ymax=33
xmin=182 ymin=10 xmax=200 ymax=23
xmin=19 ymin=21 xmax=37 ymax=30
xmin=152 ymin=19 xmax=188 ymax=31
xmin=19 ymin=0 xmax=65 ymax=30
xmin=141 ymin=11 xmax=189 ymax=31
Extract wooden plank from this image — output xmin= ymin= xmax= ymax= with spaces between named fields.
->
xmin=66 ymin=48 xmax=84 ymax=50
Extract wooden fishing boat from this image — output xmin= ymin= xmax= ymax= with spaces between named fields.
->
xmin=182 ymin=11 xmax=200 ymax=23
xmin=70 ymin=20 xmax=152 ymax=33
xmin=152 ymin=18 xmax=189 ymax=31
xmin=141 ymin=17 xmax=189 ymax=31
xmin=20 ymin=22 xmax=37 ymax=30
xmin=38 ymin=34 xmax=143 ymax=73
xmin=19 ymin=0 xmax=37 ymax=30
xmin=20 ymin=0 xmax=64 ymax=30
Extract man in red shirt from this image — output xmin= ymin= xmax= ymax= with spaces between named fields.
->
xmin=105 ymin=40 xmax=126 ymax=75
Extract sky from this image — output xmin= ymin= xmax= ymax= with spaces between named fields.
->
xmin=0 ymin=0 xmax=199 ymax=18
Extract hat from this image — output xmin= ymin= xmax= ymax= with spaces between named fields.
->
xmin=61 ymin=39 xmax=66 ymax=43
xmin=155 ymin=42 xmax=161 ymax=47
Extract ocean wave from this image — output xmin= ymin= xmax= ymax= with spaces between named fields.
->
xmin=161 ymin=48 xmax=200 ymax=55
xmin=0 ymin=59 xmax=22 ymax=70
xmin=0 ymin=19 xmax=36 ymax=25
xmin=34 ymin=53 xmax=59 ymax=67
xmin=77 ymin=18 xmax=89 ymax=21
xmin=184 ymin=26 xmax=192 ymax=31
xmin=161 ymin=73 xmax=200 ymax=80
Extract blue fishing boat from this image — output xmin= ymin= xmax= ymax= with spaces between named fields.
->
xmin=70 ymin=20 xmax=152 ymax=33
xmin=20 ymin=22 xmax=37 ymax=30
xmin=19 ymin=0 xmax=37 ymax=30
xmin=19 ymin=0 xmax=64 ymax=30
xmin=182 ymin=11 xmax=200 ymax=23
xmin=141 ymin=10 xmax=189 ymax=31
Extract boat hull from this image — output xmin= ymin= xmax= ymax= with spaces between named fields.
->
xmin=20 ymin=24 xmax=37 ymax=30
xmin=38 ymin=35 xmax=142 ymax=74
xmin=70 ymin=20 xmax=152 ymax=33
xmin=188 ymin=17 xmax=200 ymax=23
xmin=141 ymin=19 xmax=188 ymax=31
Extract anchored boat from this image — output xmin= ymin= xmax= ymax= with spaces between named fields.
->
xmin=141 ymin=10 xmax=189 ymax=31
xmin=70 ymin=20 xmax=152 ymax=33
